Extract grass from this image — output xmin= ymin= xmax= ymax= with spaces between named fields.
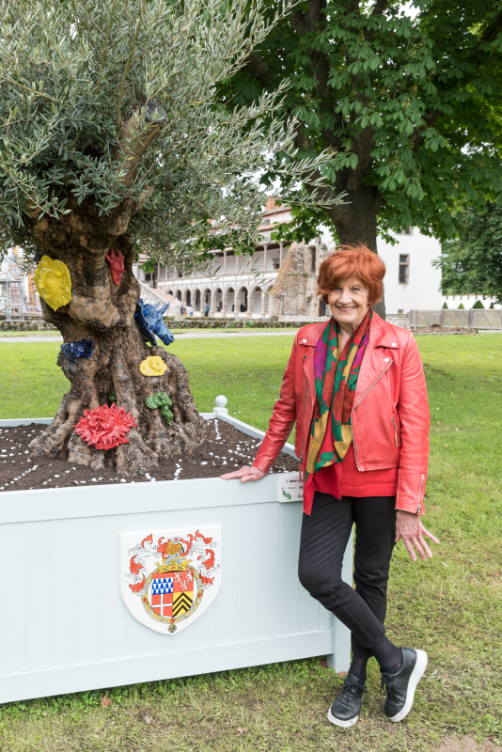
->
xmin=0 ymin=335 xmax=298 ymax=421
xmin=0 ymin=333 xmax=501 ymax=751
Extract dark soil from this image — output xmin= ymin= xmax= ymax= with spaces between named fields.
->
xmin=0 ymin=418 xmax=299 ymax=493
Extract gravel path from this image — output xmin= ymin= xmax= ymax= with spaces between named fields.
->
xmin=0 ymin=330 xmax=301 ymax=343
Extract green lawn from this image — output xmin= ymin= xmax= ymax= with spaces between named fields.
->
xmin=0 ymin=334 xmax=501 ymax=751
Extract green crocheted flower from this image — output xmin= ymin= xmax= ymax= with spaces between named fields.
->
xmin=145 ymin=391 xmax=173 ymax=424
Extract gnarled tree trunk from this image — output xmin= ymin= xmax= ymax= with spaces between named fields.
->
xmin=27 ymin=198 xmax=205 ymax=475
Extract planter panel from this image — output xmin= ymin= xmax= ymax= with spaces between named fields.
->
xmin=0 ymin=414 xmax=352 ymax=703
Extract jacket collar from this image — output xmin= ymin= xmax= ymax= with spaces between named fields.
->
xmin=299 ymin=311 xmax=399 ymax=349
xmin=368 ymin=312 xmax=401 ymax=349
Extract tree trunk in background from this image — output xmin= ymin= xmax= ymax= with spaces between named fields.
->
xmin=27 ymin=202 xmax=205 ymax=475
xmin=330 ymin=187 xmax=386 ymax=319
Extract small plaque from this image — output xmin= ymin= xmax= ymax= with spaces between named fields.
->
xmin=278 ymin=473 xmax=303 ymax=502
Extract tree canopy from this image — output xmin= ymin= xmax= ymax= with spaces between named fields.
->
xmin=435 ymin=202 xmax=502 ymax=304
xmin=220 ymin=0 xmax=502 ymax=251
xmin=0 ymin=0 xmax=332 ymax=271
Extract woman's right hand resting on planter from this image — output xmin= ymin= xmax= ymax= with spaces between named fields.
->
xmin=221 ymin=466 xmax=265 ymax=483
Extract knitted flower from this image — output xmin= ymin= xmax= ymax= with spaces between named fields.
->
xmin=139 ymin=355 xmax=167 ymax=376
xmin=74 ymin=404 xmax=137 ymax=450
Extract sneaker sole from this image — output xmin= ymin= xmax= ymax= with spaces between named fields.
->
xmin=327 ymin=708 xmax=359 ymax=728
xmin=388 ymin=649 xmax=428 ymax=723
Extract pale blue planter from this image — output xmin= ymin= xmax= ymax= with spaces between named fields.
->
xmin=0 ymin=410 xmax=351 ymax=703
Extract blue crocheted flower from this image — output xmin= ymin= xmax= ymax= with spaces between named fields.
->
xmin=134 ymin=299 xmax=174 ymax=346
xmin=60 ymin=339 xmax=95 ymax=363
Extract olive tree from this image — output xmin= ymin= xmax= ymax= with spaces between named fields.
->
xmin=0 ymin=0 xmax=331 ymax=473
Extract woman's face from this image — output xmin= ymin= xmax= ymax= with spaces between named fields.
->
xmin=327 ymin=277 xmax=371 ymax=330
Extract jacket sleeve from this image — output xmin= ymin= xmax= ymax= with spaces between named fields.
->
xmin=395 ymin=334 xmax=430 ymax=515
xmin=252 ymin=334 xmax=298 ymax=475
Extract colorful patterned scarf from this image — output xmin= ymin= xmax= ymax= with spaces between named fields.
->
xmin=304 ymin=310 xmax=372 ymax=488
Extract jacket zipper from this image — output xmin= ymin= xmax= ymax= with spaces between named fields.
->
xmin=392 ymin=415 xmax=399 ymax=447
xmin=352 ymin=360 xmax=393 ymax=470
xmin=299 ymin=363 xmax=314 ymax=480
xmin=417 ymin=473 xmax=425 ymax=514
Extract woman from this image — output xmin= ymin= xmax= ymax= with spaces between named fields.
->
xmin=222 ymin=246 xmax=438 ymax=728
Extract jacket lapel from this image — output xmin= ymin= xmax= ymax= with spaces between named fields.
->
xmin=353 ymin=313 xmax=395 ymax=407
xmin=300 ymin=323 xmax=325 ymax=409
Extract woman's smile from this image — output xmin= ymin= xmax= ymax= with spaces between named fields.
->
xmin=328 ymin=276 xmax=371 ymax=332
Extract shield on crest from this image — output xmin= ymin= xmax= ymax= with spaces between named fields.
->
xmin=120 ymin=526 xmax=221 ymax=634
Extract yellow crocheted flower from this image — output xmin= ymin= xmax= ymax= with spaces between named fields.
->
xmin=139 ymin=355 xmax=167 ymax=377
xmin=33 ymin=256 xmax=72 ymax=311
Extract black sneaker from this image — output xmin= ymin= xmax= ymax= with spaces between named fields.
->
xmin=381 ymin=647 xmax=428 ymax=723
xmin=327 ymin=674 xmax=367 ymax=728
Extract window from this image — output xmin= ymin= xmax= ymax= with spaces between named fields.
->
xmin=398 ymin=226 xmax=413 ymax=235
xmin=272 ymin=258 xmax=280 ymax=270
xmin=398 ymin=254 xmax=409 ymax=284
xmin=398 ymin=309 xmax=404 ymax=314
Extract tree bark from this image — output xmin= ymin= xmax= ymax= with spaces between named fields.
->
xmin=27 ymin=199 xmax=205 ymax=474
xmin=328 ymin=187 xmax=386 ymax=319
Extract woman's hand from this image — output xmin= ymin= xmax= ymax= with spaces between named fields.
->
xmin=396 ymin=510 xmax=440 ymax=561
xmin=221 ymin=466 xmax=265 ymax=483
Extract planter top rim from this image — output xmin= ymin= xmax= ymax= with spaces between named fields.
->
xmin=0 ymin=411 xmax=298 ymax=511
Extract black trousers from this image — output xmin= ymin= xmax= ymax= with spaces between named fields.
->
xmin=298 ymin=491 xmax=396 ymax=660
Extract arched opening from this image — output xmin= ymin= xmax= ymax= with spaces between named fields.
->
xmin=203 ymin=288 xmax=212 ymax=314
xmin=214 ymin=288 xmax=223 ymax=311
xmin=185 ymin=290 xmax=191 ymax=306
xmin=252 ymin=287 xmax=262 ymax=314
xmin=167 ymin=290 xmax=173 ymax=297
xmin=194 ymin=289 xmax=201 ymax=312
xmin=319 ymin=299 xmax=328 ymax=316
xmin=175 ymin=290 xmax=182 ymax=301
xmin=226 ymin=287 xmax=235 ymax=313
xmin=265 ymin=284 xmax=275 ymax=315
xmin=238 ymin=287 xmax=248 ymax=313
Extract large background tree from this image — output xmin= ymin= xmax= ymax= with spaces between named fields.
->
xmin=434 ymin=201 xmax=502 ymax=304
xmin=0 ymin=0 xmax=331 ymax=473
xmin=221 ymin=0 xmax=502 ymax=313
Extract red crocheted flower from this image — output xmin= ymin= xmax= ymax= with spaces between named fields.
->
xmin=74 ymin=404 xmax=137 ymax=451
xmin=105 ymin=248 xmax=125 ymax=286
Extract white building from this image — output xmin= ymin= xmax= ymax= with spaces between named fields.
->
xmin=376 ymin=228 xmax=443 ymax=313
xmin=133 ymin=200 xmax=294 ymax=317
xmin=134 ymin=203 xmax=445 ymax=317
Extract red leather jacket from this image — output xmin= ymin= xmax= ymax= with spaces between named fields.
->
xmin=253 ymin=313 xmax=430 ymax=515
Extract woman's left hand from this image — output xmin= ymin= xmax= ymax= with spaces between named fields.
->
xmin=396 ymin=510 xmax=440 ymax=561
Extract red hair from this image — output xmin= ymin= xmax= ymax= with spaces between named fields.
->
xmin=317 ymin=245 xmax=385 ymax=306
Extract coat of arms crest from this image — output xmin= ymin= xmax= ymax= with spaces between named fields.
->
xmin=120 ymin=526 xmax=221 ymax=633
